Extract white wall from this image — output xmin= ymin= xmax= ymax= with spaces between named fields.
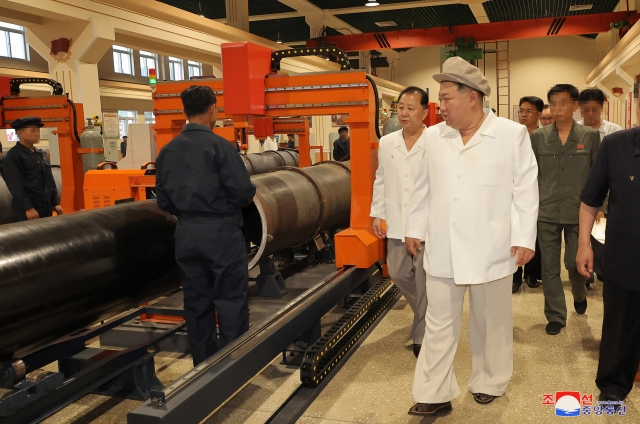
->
xmin=397 ymin=36 xmax=601 ymax=119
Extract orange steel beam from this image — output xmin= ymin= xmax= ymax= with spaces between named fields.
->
xmin=273 ymin=118 xmax=311 ymax=167
xmin=307 ymin=11 xmax=639 ymax=51
xmin=1 ymin=94 xmax=86 ymax=212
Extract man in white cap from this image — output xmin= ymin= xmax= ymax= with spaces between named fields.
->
xmin=405 ymin=57 xmax=539 ymax=416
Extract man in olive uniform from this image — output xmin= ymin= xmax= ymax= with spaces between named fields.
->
xmin=530 ymin=84 xmax=600 ymax=336
xmin=156 ymin=85 xmax=256 ymax=366
xmin=3 ymin=117 xmax=63 ymax=221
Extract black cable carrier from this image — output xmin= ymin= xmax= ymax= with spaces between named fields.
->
xmin=9 ymin=78 xmax=64 ymax=96
xmin=271 ymin=46 xmax=351 ymax=72
xmin=300 ymin=278 xmax=399 ymax=386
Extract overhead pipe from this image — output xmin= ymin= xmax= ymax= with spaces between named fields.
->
xmin=243 ymin=161 xmax=351 ymax=269
xmin=0 ymin=201 xmax=179 ymax=361
xmin=244 ymin=150 xmax=299 ymax=175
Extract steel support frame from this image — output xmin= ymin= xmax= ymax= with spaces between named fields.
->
xmin=127 ymin=264 xmax=381 ymax=424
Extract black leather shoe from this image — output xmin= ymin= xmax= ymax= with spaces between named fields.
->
xmin=408 ymin=401 xmax=452 ymax=416
xmin=574 ymin=298 xmax=587 ymax=314
xmin=546 ymin=321 xmax=565 ymax=335
xmin=412 ymin=344 xmax=421 ymax=358
xmin=472 ymin=393 xmax=497 ymax=404
xmin=512 ymin=279 xmax=522 ymax=293
xmin=596 ymin=273 xmax=604 ymax=282
xmin=586 ymin=273 xmax=594 ymax=290
xmin=525 ymin=275 xmax=541 ymax=288
xmin=599 ymin=392 xmax=623 ymax=402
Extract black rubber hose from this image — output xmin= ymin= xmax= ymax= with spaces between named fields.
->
xmin=365 ymin=75 xmax=382 ymax=140
xmin=67 ymin=98 xmax=82 ymax=143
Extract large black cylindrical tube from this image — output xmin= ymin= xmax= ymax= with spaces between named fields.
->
xmin=0 ymin=201 xmax=179 ymax=361
xmin=244 ymin=150 xmax=299 ymax=175
xmin=243 ymin=161 xmax=350 ymax=269
xmin=0 ymin=167 xmax=62 ymax=225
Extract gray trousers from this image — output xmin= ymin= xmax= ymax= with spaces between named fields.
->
xmin=387 ymin=238 xmax=427 ymax=344
xmin=538 ymin=221 xmax=587 ymax=326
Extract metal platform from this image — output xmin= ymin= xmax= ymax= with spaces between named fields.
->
xmin=127 ymin=264 xmax=381 ymax=424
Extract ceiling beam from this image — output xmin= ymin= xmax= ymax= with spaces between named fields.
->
xmin=308 ymin=11 xmax=638 ymax=51
xmin=468 ymin=3 xmax=489 ymax=24
xmin=331 ymin=0 xmax=459 ymax=15
xmin=277 ymin=0 xmax=362 ymax=35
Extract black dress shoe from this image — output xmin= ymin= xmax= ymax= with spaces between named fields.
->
xmin=599 ymin=392 xmax=623 ymax=402
xmin=596 ymin=273 xmax=604 ymax=282
xmin=574 ymin=298 xmax=587 ymax=314
xmin=512 ymin=279 xmax=522 ymax=293
xmin=586 ymin=273 xmax=594 ymax=289
xmin=525 ymin=275 xmax=541 ymax=288
xmin=412 ymin=344 xmax=421 ymax=358
xmin=472 ymin=392 xmax=497 ymax=404
xmin=546 ymin=321 xmax=565 ymax=335
xmin=408 ymin=401 xmax=452 ymax=416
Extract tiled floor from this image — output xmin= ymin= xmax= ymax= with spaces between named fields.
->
xmin=44 ymin=268 xmax=639 ymax=423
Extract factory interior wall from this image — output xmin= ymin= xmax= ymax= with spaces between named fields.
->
xmin=0 ymin=46 xmax=48 ymax=73
xmin=397 ymin=36 xmax=601 ymax=121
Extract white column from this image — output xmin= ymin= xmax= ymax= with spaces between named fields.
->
xmin=25 ymin=17 xmax=114 ymax=120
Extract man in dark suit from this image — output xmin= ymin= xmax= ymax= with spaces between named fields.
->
xmin=332 ymin=126 xmax=350 ymax=161
xmin=577 ymin=126 xmax=640 ymax=403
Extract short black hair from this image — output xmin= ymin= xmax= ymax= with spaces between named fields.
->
xmin=398 ymin=86 xmax=429 ymax=108
xmin=579 ymin=88 xmax=606 ymax=105
xmin=338 ymin=126 xmax=348 ymax=133
xmin=456 ymin=83 xmax=485 ymax=100
xmin=543 ymin=104 xmax=550 ymax=110
xmin=122 ymin=135 xmax=127 ymax=139
xmin=547 ymin=84 xmax=579 ymax=102
xmin=287 ymin=134 xmax=295 ymax=138
xmin=181 ymin=85 xmax=217 ymax=117
xmin=519 ymin=96 xmax=544 ymax=113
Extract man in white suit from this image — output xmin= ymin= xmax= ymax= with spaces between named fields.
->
xmin=370 ymin=86 xmax=429 ymax=358
xmin=405 ymin=57 xmax=539 ymax=416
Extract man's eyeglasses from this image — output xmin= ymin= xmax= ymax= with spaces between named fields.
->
xmin=540 ymin=117 xmax=553 ymax=122
xmin=518 ymin=109 xmax=536 ymax=115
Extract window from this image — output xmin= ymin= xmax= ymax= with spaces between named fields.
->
xmin=139 ymin=50 xmax=157 ymax=77
xmin=118 ymin=110 xmax=137 ymax=137
xmin=169 ymin=56 xmax=184 ymax=81
xmin=0 ymin=21 xmax=28 ymax=60
xmin=113 ymin=45 xmax=134 ymax=75
xmin=188 ymin=60 xmax=203 ymax=79
xmin=144 ymin=112 xmax=155 ymax=124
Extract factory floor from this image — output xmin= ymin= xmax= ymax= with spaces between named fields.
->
xmin=43 ymin=266 xmax=639 ymax=423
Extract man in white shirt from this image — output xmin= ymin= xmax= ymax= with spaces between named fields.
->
xmin=260 ymin=136 xmax=278 ymax=152
xmin=578 ymin=88 xmax=622 ymax=141
xmin=405 ymin=57 xmax=539 ymax=416
xmin=371 ymin=86 xmax=429 ymax=358
xmin=578 ymin=87 xmax=621 ymax=288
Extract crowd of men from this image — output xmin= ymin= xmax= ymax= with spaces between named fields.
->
xmin=370 ymin=57 xmax=638 ymax=417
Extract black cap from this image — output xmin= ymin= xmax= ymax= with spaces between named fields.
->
xmin=11 ymin=116 xmax=44 ymax=130
xmin=338 ymin=126 xmax=348 ymax=132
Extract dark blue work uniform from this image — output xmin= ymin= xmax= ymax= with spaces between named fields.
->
xmin=156 ymin=123 xmax=256 ymax=366
xmin=2 ymin=143 xmax=59 ymax=221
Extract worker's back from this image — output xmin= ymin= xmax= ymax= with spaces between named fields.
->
xmin=155 ymin=123 xmax=255 ymax=224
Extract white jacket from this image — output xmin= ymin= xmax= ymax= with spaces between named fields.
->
xmin=370 ymin=126 xmax=427 ymax=240
xmin=262 ymin=137 xmax=278 ymax=152
xmin=405 ymin=111 xmax=539 ymax=285
xmin=577 ymin=119 xmax=622 ymax=141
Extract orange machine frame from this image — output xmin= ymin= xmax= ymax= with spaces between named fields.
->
xmin=85 ymin=42 xmax=383 ymax=269
xmin=0 ymin=90 xmax=88 ymax=213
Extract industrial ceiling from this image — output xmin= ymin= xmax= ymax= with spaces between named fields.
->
xmin=156 ymin=0 xmax=625 ymax=45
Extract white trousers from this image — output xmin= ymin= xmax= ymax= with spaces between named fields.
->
xmin=412 ymin=273 xmax=513 ymax=403
xmin=387 ymin=239 xmax=427 ymax=344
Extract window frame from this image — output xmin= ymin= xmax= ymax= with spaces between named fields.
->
xmin=118 ymin=110 xmax=138 ymax=137
xmin=188 ymin=60 xmax=203 ymax=79
xmin=169 ymin=56 xmax=184 ymax=81
xmin=113 ymin=45 xmax=135 ymax=76
xmin=139 ymin=50 xmax=158 ymax=78
xmin=0 ymin=21 xmax=29 ymax=60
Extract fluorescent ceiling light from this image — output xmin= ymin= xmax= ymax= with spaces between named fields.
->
xmin=365 ymin=1 xmax=380 ymax=6
xmin=375 ymin=21 xmax=397 ymax=27
xmin=569 ymin=4 xmax=593 ymax=11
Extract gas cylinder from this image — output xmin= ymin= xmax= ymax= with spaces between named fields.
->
xmin=80 ymin=118 xmax=105 ymax=173
xmin=383 ymin=111 xmax=402 ymax=135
